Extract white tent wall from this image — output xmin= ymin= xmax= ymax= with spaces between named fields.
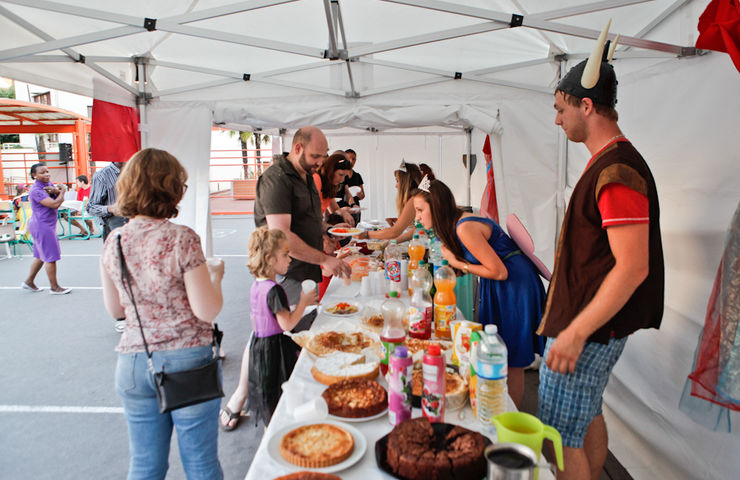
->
xmin=571 ymin=52 xmax=739 ymax=480
xmin=146 ymin=102 xmax=214 ymax=256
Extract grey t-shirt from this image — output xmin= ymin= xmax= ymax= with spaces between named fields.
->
xmin=254 ymin=155 xmax=323 ymax=282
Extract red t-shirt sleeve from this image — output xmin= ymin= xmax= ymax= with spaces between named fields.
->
xmin=77 ymin=186 xmax=90 ymax=201
xmin=597 ymin=183 xmax=649 ymax=228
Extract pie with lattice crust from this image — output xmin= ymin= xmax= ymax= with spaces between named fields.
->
xmin=279 ymin=423 xmax=354 ymax=468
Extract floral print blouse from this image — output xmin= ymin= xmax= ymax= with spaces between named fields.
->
xmin=101 ymin=217 xmax=211 ymax=354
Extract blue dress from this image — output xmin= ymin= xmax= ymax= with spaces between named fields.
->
xmin=457 ymin=216 xmax=545 ymax=367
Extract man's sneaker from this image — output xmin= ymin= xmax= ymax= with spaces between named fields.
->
xmin=115 ymin=320 xmax=126 ymax=333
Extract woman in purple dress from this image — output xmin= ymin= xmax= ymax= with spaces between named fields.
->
xmin=22 ymin=163 xmax=71 ymax=294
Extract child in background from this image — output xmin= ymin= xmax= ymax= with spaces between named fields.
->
xmin=220 ymin=226 xmax=317 ymax=429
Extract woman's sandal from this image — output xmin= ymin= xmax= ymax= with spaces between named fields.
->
xmin=219 ymin=406 xmax=241 ymax=432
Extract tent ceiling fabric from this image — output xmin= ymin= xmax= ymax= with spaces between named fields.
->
xmin=0 ymin=0 xmax=700 ymax=130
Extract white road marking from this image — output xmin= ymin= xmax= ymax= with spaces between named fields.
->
xmin=0 ymin=405 xmax=124 ymax=414
xmin=0 ymin=286 xmax=103 ymax=290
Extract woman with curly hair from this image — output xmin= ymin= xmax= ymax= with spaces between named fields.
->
xmin=100 ymin=148 xmax=225 ymax=479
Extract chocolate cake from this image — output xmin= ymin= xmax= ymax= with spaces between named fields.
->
xmin=385 ymin=418 xmax=487 ymax=480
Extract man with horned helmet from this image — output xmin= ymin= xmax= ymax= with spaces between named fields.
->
xmin=536 ymin=21 xmax=664 ymax=479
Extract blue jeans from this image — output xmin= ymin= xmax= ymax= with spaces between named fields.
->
xmin=116 ymin=346 xmax=224 ymax=480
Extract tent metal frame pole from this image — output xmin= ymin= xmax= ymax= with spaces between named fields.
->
xmin=358 ymin=58 xmax=553 ymax=95
xmin=0 ymin=3 xmax=138 ymax=95
xmin=383 ymin=0 xmax=691 ymax=55
xmin=349 ymin=22 xmax=508 ymax=57
xmin=620 ymin=0 xmax=692 ymax=53
xmin=465 ymin=127 xmax=472 ymax=207
xmin=555 ymin=58 xmax=568 ymax=248
xmin=322 ymin=0 xmax=339 ymax=60
xmin=0 ymin=26 xmax=142 ymax=62
xmin=136 ymin=62 xmax=148 ymax=149
xmin=467 ymin=57 xmax=552 ymax=76
xmin=332 ymin=0 xmax=357 ymax=97
xmin=164 ymin=0 xmax=297 ymax=24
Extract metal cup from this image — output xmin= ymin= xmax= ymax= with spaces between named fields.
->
xmin=485 ymin=443 xmax=538 ymax=480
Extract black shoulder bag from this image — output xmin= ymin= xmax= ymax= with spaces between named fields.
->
xmin=117 ymin=235 xmax=224 ymax=413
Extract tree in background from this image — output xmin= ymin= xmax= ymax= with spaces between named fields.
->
xmin=0 ymin=83 xmax=20 ymax=145
xmin=228 ymin=130 xmax=270 ymax=179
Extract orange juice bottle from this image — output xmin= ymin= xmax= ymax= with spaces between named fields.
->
xmin=433 ymin=259 xmax=456 ymax=339
xmin=408 ymin=234 xmax=425 ymax=295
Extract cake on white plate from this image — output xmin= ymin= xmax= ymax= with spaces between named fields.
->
xmin=311 ymin=351 xmax=380 ymax=385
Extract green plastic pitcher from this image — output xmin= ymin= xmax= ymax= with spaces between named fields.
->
xmin=491 ymin=411 xmax=564 ymax=472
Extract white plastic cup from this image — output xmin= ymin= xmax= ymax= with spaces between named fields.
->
xmin=360 ymin=276 xmax=372 ymax=297
xmin=373 ymin=271 xmax=385 ymax=296
xmin=281 ymin=381 xmax=303 ymax=411
xmin=293 ymin=397 xmax=329 ymax=421
xmin=400 ymin=259 xmax=409 ymax=293
xmin=342 ymin=274 xmax=353 ymax=286
xmin=301 ymin=279 xmax=316 ymax=294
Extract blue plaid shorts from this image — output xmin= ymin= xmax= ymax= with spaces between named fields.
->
xmin=537 ymin=336 xmax=628 ymax=448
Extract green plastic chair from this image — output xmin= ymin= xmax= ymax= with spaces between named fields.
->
xmin=68 ymin=198 xmax=102 ymax=240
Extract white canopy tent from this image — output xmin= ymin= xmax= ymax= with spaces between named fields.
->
xmin=1 ymin=1 xmax=739 ymax=478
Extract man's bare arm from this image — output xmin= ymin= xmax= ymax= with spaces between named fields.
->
xmin=265 ymin=214 xmax=351 ymax=277
xmin=546 ymin=223 xmax=650 ymax=374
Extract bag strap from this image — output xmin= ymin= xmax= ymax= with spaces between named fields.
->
xmin=117 ymin=235 xmax=155 ymax=368
xmin=116 ymin=234 xmax=220 ymax=371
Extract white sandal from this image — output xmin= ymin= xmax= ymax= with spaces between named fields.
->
xmin=21 ymin=282 xmax=43 ymax=292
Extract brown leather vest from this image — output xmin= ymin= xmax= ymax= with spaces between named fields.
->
xmin=537 ymin=140 xmax=664 ymax=343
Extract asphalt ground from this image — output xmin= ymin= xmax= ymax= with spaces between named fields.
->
xmin=0 ymin=215 xmax=260 ymax=480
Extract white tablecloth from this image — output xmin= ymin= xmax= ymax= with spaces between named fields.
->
xmin=245 ymin=277 xmax=554 ymax=480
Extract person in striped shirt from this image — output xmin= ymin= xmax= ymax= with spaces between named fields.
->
xmin=87 ymin=161 xmax=128 ymax=241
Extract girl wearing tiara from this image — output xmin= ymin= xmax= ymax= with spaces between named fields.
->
xmin=413 ymin=177 xmax=545 ymax=407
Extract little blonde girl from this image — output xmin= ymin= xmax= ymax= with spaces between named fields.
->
xmin=221 ymin=227 xmax=316 ymax=428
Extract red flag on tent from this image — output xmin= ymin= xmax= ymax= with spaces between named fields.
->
xmin=696 ymin=0 xmax=740 ymax=74
xmin=480 ymin=134 xmax=499 ymax=223
xmin=90 ymin=99 xmax=140 ymax=163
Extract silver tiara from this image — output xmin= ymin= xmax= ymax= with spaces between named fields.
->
xmin=418 ymin=174 xmax=431 ymax=193
xmin=398 ymin=159 xmax=407 ymax=172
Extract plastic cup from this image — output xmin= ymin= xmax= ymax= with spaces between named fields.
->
xmin=360 ymin=276 xmax=372 ymax=297
xmin=293 ymin=397 xmax=328 ymax=421
xmin=301 ymin=279 xmax=316 ymax=293
xmin=281 ymin=380 xmax=303 ymax=411
xmin=342 ymin=275 xmax=352 ymax=286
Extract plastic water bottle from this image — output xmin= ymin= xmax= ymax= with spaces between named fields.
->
xmin=475 ymin=324 xmax=508 ymax=425
xmin=428 ymin=235 xmax=443 ymax=275
xmin=385 ymin=240 xmax=402 ymax=296
xmin=408 ymin=260 xmax=433 ymax=340
xmin=422 ymin=343 xmax=446 ymax=423
xmin=468 ymin=330 xmax=482 ymax=418
xmin=433 ymin=259 xmax=456 ymax=339
xmin=380 ymin=291 xmax=406 ymax=376
xmin=388 ymin=345 xmax=413 ymax=426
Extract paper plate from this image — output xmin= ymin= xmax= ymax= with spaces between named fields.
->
xmin=328 ymin=227 xmax=365 ymax=237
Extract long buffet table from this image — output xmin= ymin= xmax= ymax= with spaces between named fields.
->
xmin=245 ymin=276 xmax=554 ymax=480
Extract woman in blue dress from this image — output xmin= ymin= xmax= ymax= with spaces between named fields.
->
xmin=413 ymin=177 xmax=544 ymax=407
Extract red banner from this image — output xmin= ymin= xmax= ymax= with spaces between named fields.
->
xmin=697 ymin=0 xmax=740 ymax=74
xmin=480 ymin=134 xmax=499 ymax=223
xmin=90 ymin=99 xmax=140 ymax=163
